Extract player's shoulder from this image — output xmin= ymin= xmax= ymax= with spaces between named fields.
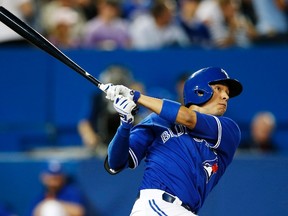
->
xmin=196 ymin=112 xmax=241 ymax=136
xmin=218 ymin=116 xmax=241 ymax=143
xmin=218 ymin=115 xmax=238 ymax=123
xmin=196 ymin=112 xmax=239 ymax=127
xmin=218 ymin=116 xmax=240 ymax=131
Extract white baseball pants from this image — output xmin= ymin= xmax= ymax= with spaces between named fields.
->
xmin=130 ymin=189 xmax=197 ymax=216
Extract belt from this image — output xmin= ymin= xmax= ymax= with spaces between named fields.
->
xmin=162 ymin=192 xmax=192 ymax=212
xmin=137 ymin=190 xmax=193 ymax=212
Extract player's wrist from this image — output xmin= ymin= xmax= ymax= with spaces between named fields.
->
xmin=120 ymin=120 xmax=133 ymax=129
xmin=159 ymin=99 xmax=181 ymax=123
xmin=131 ymin=90 xmax=141 ymax=103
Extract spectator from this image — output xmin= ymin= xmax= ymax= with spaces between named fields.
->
xmin=39 ymin=0 xmax=86 ymax=40
xmin=47 ymin=6 xmax=82 ymax=48
xmin=238 ymin=0 xmax=258 ymax=26
xmin=75 ymin=0 xmax=98 ymax=21
xmin=81 ymin=0 xmax=131 ymax=50
xmin=78 ymin=65 xmax=135 ymax=157
xmin=195 ymin=0 xmax=258 ymax=48
xmin=0 ymin=0 xmax=34 ymax=46
xmin=176 ymin=0 xmax=212 ymax=48
xmin=121 ymin=0 xmax=152 ymax=20
xmin=275 ymin=0 xmax=288 ymax=23
xmin=251 ymin=0 xmax=288 ymax=44
xmin=129 ymin=0 xmax=190 ymax=49
xmin=27 ymin=160 xmax=86 ymax=216
xmin=239 ymin=111 xmax=278 ymax=153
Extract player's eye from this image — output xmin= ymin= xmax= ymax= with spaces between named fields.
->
xmin=226 ymin=90 xmax=230 ymax=96
xmin=214 ymin=85 xmax=229 ymax=96
xmin=213 ymin=86 xmax=221 ymax=92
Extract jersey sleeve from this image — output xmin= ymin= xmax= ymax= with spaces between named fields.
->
xmin=216 ymin=116 xmax=241 ymax=165
xmin=104 ymin=123 xmax=131 ymax=175
xmin=192 ymin=112 xmax=241 ymax=166
xmin=128 ymin=114 xmax=156 ymax=168
xmin=104 ymin=114 xmax=155 ymax=174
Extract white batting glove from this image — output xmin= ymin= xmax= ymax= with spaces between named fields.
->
xmin=99 ymin=83 xmax=113 ymax=94
xmin=99 ymin=83 xmax=121 ymax=101
xmin=113 ymin=95 xmax=137 ymax=124
xmin=105 ymin=85 xmax=141 ymax=102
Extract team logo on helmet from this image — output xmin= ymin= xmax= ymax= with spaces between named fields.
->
xmin=203 ymin=158 xmax=218 ymax=183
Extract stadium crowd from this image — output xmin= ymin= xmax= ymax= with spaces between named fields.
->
xmin=1 ymin=0 xmax=288 ymax=50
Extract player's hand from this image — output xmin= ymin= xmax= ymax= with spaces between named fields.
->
xmin=113 ymin=95 xmax=137 ymax=124
xmin=99 ymin=83 xmax=113 ymax=94
xmin=105 ymin=85 xmax=141 ymax=102
xmin=99 ymin=83 xmax=120 ymax=101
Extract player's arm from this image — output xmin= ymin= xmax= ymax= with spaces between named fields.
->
xmin=105 ymin=122 xmax=131 ymax=174
xmin=137 ymin=94 xmax=198 ymax=129
xmin=101 ymin=84 xmax=198 ymax=129
xmin=104 ymin=96 xmax=136 ymax=174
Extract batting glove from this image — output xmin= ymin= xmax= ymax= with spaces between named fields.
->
xmin=99 ymin=83 xmax=113 ymax=94
xmin=105 ymin=85 xmax=141 ymax=103
xmin=113 ymin=95 xmax=137 ymax=124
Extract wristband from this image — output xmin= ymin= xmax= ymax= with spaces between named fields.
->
xmin=159 ymin=99 xmax=181 ymax=123
xmin=131 ymin=90 xmax=141 ymax=103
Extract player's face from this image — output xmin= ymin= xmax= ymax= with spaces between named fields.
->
xmin=202 ymin=84 xmax=229 ymax=116
xmin=41 ymin=173 xmax=66 ymax=191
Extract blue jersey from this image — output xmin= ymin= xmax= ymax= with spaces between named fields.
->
xmin=107 ymin=111 xmax=241 ymax=213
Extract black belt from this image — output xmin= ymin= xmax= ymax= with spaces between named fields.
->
xmin=162 ymin=192 xmax=192 ymax=212
xmin=137 ymin=191 xmax=193 ymax=212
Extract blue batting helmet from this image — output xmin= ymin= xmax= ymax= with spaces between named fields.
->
xmin=183 ymin=67 xmax=243 ymax=106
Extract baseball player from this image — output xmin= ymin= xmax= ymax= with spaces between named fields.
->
xmin=100 ymin=67 xmax=243 ymax=215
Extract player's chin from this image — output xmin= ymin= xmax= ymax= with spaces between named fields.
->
xmin=216 ymin=107 xmax=226 ymax=116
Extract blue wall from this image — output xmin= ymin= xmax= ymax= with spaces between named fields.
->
xmin=1 ymin=47 xmax=288 ymax=151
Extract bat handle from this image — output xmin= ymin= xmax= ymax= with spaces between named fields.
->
xmin=99 ymin=84 xmax=139 ymax=116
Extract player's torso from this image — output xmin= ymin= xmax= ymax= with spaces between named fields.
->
xmin=140 ymin=120 xmax=223 ymax=212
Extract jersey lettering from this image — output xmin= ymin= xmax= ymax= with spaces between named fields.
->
xmin=161 ymin=131 xmax=171 ymax=143
xmin=161 ymin=125 xmax=187 ymax=143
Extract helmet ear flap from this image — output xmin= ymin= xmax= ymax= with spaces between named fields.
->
xmin=185 ymin=86 xmax=213 ymax=105
xmin=183 ymin=68 xmax=215 ymax=106
xmin=194 ymin=89 xmax=205 ymax=97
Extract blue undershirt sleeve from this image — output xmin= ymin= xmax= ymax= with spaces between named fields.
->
xmin=107 ymin=122 xmax=132 ymax=172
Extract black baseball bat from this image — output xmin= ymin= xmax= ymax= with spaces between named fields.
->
xmin=0 ymin=6 xmax=101 ymax=87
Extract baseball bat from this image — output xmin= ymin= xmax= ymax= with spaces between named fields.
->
xmin=0 ymin=6 xmax=101 ymax=87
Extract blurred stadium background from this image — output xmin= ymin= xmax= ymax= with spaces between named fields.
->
xmin=0 ymin=47 xmax=288 ymax=215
